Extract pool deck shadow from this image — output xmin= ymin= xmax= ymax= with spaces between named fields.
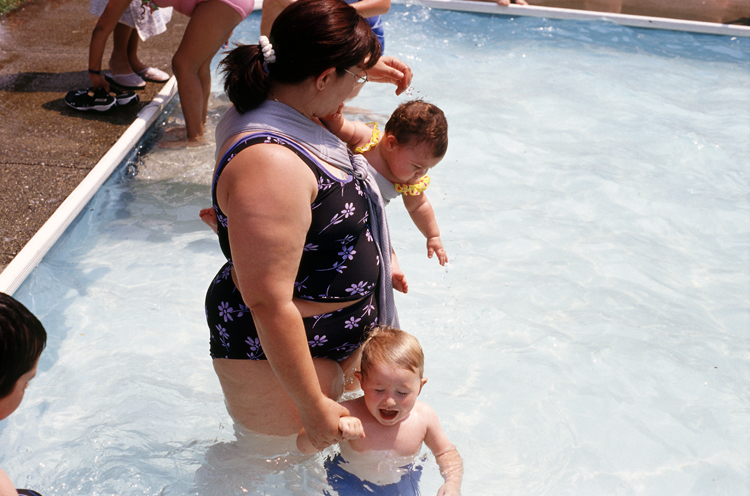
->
xmin=0 ymin=0 xmax=188 ymax=273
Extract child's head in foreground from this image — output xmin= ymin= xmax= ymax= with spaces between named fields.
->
xmin=356 ymin=326 xmax=427 ymax=426
xmin=382 ymin=100 xmax=448 ymax=185
xmin=0 ymin=292 xmax=47 ymax=421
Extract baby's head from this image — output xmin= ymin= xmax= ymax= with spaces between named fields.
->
xmin=0 ymin=293 xmax=47 ymax=421
xmin=356 ymin=326 xmax=427 ymax=425
xmin=381 ymin=100 xmax=448 ymax=185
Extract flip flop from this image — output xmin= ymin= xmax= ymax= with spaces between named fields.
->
xmin=136 ymin=67 xmax=170 ymax=83
xmin=105 ymin=72 xmax=146 ymax=89
xmin=17 ymin=489 xmax=43 ymax=496
xmin=64 ymin=87 xmax=116 ymax=111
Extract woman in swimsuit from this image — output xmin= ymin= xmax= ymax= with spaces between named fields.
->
xmin=206 ymin=0 xmax=412 ymax=450
xmin=87 ymin=0 xmax=254 ymax=148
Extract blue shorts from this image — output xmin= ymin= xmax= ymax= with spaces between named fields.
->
xmin=324 ymin=454 xmax=422 ymax=496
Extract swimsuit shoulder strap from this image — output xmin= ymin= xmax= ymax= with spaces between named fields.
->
xmin=211 ymin=132 xmax=324 ymax=206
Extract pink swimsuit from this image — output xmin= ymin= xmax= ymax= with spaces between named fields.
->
xmin=156 ymin=0 xmax=254 ymax=19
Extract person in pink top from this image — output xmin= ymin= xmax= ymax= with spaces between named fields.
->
xmin=87 ymin=0 xmax=255 ymax=148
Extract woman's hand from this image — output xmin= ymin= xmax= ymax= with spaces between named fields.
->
xmin=368 ymin=56 xmax=413 ymax=95
xmin=299 ymin=396 xmax=352 ymax=450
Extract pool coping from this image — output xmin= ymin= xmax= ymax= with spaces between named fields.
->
xmin=417 ymin=0 xmax=750 ymax=37
xmin=0 ymin=79 xmax=178 ymax=295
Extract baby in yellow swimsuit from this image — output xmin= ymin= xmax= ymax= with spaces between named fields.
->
xmin=320 ymin=100 xmax=448 ymax=294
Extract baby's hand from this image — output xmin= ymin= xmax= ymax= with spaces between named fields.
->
xmin=319 ymin=106 xmax=345 ymax=132
xmin=199 ymin=207 xmax=219 ymax=234
xmin=392 ymin=267 xmax=409 ymax=294
xmin=339 ymin=416 xmax=365 ymax=440
xmin=427 ymin=236 xmax=448 ymax=266
xmin=436 ymin=481 xmax=461 ymax=496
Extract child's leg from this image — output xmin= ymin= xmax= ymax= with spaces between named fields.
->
xmin=110 ymin=23 xmax=136 ymax=75
xmin=126 ymin=28 xmax=147 ymax=74
xmin=161 ymin=0 xmax=240 ymax=147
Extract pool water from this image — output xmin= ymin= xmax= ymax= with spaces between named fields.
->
xmin=3 ymin=4 xmax=749 ymax=495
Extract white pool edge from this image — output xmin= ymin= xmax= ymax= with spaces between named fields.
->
xmin=0 ymin=78 xmax=178 ymax=296
xmin=414 ymin=0 xmax=750 ymax=37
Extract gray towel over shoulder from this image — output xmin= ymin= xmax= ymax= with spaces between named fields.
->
xmin=214 ymin=100 xmax=398 ymax=328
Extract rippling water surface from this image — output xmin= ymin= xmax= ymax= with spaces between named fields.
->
xmin=3 ymin=4 xmax=749 ymax=495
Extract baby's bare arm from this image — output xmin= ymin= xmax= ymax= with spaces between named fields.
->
xmin=423 ymin=406 xmax=463 ymax=496
xmin=402 ymin=194 xmax=448 ymax=265
xmin=319 ymin=113 xmax=374 ymax=151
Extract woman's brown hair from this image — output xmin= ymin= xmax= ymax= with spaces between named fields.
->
xmin=221 ymin=0 xmax=381 ymax=113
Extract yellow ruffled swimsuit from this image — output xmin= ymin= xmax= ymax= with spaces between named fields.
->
xmin=354 ymin=122 xmax=431 ymax=196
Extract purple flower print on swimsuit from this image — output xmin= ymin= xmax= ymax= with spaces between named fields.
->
xmin=318 ymin=176 xmax=334 ymax=191
xmin=318 ymin=203 xmax=356 ymax=234
xmin=213 ymin=263 xmax=233 ymax=285
xmin=312 ymin=312 xmax=334 ymax=328
xmin=339 ymin=245 xmax=356 ymax=260
xmin=309 ymin=335 xmax=329 ymax=347
xmin=215 ymin=324 xmax=230 ymax=350
xmin=330 ymin=341 xmax=361 ymax=356
xmin=245 ymin=337 xmax=264 ymax=359
xmin=345 ymin=281 xmax=369 ymax=297
xmin=219 ymin=302 xmax=234 ymax=322
xmin=362 ymin=301 xmax=375 ymax=316
xmin=217 ymin=299 xmax=251 ymax=322
xmin=344 ymin=316 xmax=361 ymax=329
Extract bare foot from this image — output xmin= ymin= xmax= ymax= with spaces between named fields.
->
xmin=161 ymin=126 xmax=188 ymax=140
xmin=156 ymin=136 xmax=207 ymax=149
xmin=199 ymin=207 xmax=219 ymax=234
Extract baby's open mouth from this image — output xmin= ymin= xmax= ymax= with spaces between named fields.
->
xmin=380 ymin=409 xmax=398 ymax=420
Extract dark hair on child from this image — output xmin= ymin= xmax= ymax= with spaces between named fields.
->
xmin=0 ymin=293 xmax=46 ymax=398
xmin=221 ymin=0 xmax=381 ymax=114
xmin=385 ymin=100 xmax=448 ymax=159
xmin=359 ymin=326 xmax=425 ymax=379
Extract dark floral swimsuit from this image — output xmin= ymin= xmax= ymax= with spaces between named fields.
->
xmin=205 ymin=133 xmax=380 ymax=361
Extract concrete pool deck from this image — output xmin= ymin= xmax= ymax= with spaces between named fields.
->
xmin=0 ymin=0 xmax=188 ymax=273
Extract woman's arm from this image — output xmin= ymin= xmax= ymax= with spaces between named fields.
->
xmin=402 ymin=193 xmax=448 ymax=265
xmin=88 ymin=0 xmax=132 ymax=90
xmin=218 ymin=143 xmax=349 ymax=449
xmin=0 ymin=466 xmax=17 ymax=496
xmin=349 ymin=0 xmax=391 ymax=18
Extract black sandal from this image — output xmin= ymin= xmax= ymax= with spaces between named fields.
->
xmin=65 ymin=87 xmax=116 ymax=111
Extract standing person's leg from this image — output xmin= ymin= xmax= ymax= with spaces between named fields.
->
xmin=160 ymin=0 xmax=240 ymax=148
xmin=110 ymin=23 xmax=138 ymax=76
xmin=127 ymin=19 xmax=172 ymax=82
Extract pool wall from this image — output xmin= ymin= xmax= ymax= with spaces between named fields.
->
xmin=0 ymin=79 xmax=178 ymax=296
xmin=417 ymin=0 xmax=750 ymax=37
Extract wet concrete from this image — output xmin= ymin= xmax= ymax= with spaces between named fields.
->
xmin=0 ymin=0 xmax=188 ymax=272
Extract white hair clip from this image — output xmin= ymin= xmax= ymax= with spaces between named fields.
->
xmin=259 ymin=36 xmax=276 ymax=64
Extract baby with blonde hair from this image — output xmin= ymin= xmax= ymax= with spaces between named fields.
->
xmin=297 ymin=326 xmax=463 ymax=496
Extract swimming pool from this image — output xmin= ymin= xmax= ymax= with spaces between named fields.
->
xmin=2 ymin=4 xmax=749 ymax=495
